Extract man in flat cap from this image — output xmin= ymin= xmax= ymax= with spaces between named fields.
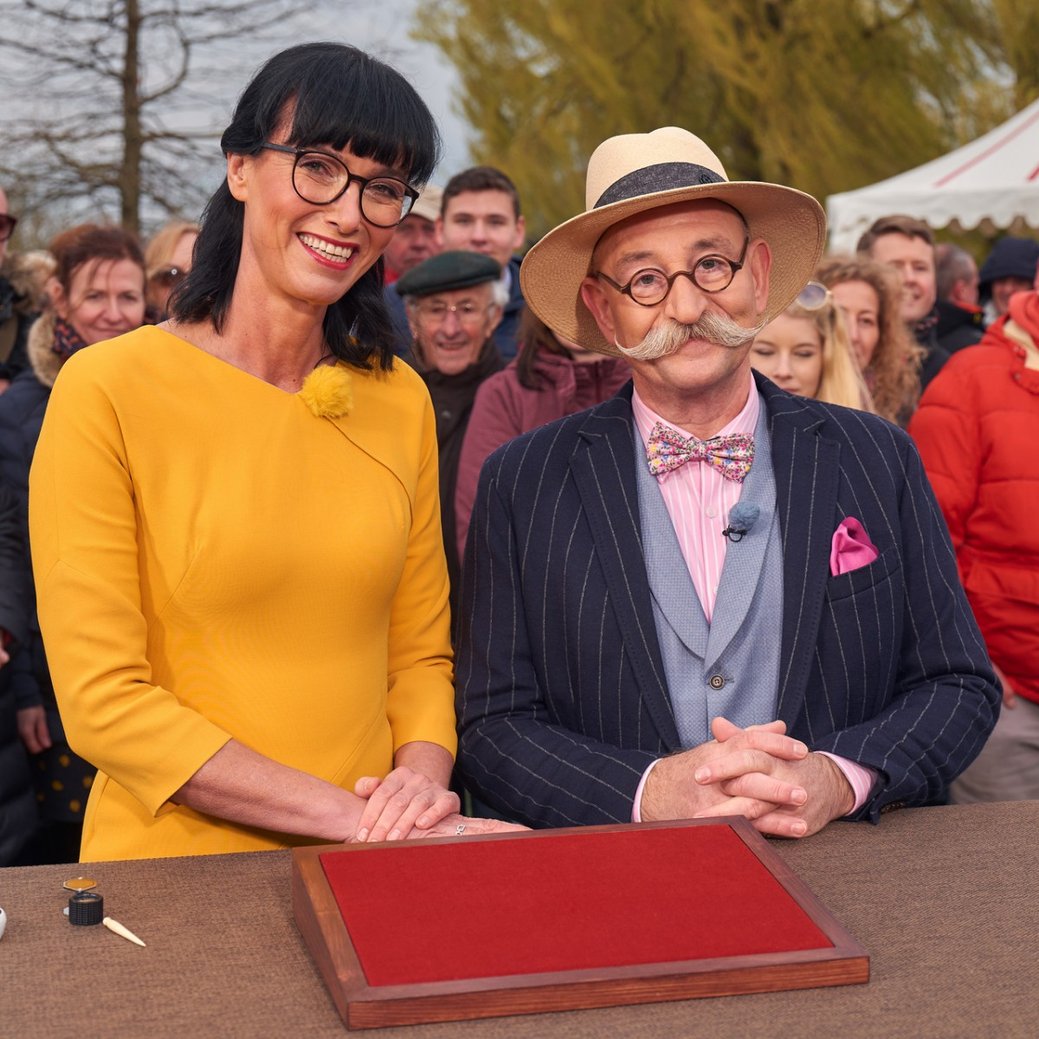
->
xmin=397 ymin=250 xmax=505 ymax=625
xmin=456 ymin=127 xmax=999 ymax=836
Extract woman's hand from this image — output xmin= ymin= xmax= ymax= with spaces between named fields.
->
xmin=353 ymin=766 xmax=460 ymax=842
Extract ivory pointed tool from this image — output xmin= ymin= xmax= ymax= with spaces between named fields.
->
xmin=103 ymin=916 xmax=146 ymax=947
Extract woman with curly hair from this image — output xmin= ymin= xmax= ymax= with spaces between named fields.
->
xmin=816 ymin=255 xmax=923 ymax=426
xmin=0 ymin=222 xmax=147 ymax=862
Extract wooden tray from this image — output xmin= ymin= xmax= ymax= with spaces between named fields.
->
xmin=292 ymin=818 xmax=868 ymax=1030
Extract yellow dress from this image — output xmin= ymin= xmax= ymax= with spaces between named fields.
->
xmin=29 ymin=327 xmax=456 ymax=861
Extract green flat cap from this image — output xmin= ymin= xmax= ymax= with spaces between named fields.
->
xmin=395 ymin=250 xmax=502 ymax=297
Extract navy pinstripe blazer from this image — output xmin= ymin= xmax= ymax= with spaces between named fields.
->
xmin=456 ymin=373 xmax=1000 ymax=827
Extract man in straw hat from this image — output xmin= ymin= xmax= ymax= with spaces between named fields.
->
xmin=455 ymin=127 xmax=998 ymax=836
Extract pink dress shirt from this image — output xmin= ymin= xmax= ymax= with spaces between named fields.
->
xmin=629 ymin=376 xmax=874 ymax=818
xmin=631 ymin=382 xmax=757 ymax=622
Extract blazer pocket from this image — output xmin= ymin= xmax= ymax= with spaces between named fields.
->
xmin=824 ymin=545 xmax=900 ymax=603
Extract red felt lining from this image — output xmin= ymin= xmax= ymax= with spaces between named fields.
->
xmin=319 ymin=825 xmax=831 ymax=987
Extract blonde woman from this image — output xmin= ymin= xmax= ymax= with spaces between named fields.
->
xmin=144 ymin=219 xmax=199 ymax=320
xmin=815 ymin=255 xmax=923 ymax=426
xmin=750 ymin=281 xmax=873 ymax=411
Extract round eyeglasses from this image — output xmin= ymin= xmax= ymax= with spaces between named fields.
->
xmin=260 ymin=143 xmax=419 ymax=228
xmin=595 ymin=236 xmax=749 ymax=306
xmin=415 ymin=300 xmax=496 ymax=325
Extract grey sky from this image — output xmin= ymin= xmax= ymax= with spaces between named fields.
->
xmin=289 ymin=1 xmax=472 ymax=180
xmin=0 ymin=0 xmax=473 ymax=233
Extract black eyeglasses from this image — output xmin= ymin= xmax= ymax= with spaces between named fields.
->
xmin=0 ymin=213 xmax=17 ymax=242
xmin=595 ymin=236 xmax=750 ymax=306
xmin=260 ymin=143 xmax=419 ymax=228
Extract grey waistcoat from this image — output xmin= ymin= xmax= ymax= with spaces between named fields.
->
xmin=634 ymin=398 xmax=784 ymax=748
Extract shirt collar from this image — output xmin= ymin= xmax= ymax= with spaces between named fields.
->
xmin=632 ymin=370 xmax=759 ymax=446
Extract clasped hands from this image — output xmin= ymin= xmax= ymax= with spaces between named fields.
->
xmin=641 ymin=717 xmax=854 ymax=838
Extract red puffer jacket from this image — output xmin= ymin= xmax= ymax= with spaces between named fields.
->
xmin=910 ymin=295 xmax=1039 ymax=706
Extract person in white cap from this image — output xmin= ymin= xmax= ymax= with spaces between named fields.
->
xmin=382 ymin=184 xmax=444 ymax=353
xmin=455 ymin=127 xmax=999 ymax=837
xmin=382 ymin=184 xmax=443 ymax=283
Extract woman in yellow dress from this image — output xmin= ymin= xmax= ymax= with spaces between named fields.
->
xmin=29 ymin=43 xmax=517 ymax=861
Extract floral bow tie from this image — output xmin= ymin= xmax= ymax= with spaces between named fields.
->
xmin=645 ymin=422 xmax=755 ymax=483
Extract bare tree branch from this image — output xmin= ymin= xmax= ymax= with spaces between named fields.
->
xmin=0 ymin=0 xmax=316 ymax=234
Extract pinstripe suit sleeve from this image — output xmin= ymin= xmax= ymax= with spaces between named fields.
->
xmin=801 ymin=415 xmax=1000 ymax=817
xmin=455 ymin=437 xmax=657 ymax=828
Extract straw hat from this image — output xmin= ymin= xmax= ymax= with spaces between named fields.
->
xmin=520 ymin=127 xmax=826 ymax=356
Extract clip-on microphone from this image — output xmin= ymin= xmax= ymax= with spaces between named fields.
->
xmin=721 ymin=502 xmax=760 ymax=543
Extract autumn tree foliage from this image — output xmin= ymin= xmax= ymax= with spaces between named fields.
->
xmin=415 ymin=1 xmax=1030 ymax=238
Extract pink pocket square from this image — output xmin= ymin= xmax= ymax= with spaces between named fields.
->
xmin=830 ymin=517 xmax=879 ymax=576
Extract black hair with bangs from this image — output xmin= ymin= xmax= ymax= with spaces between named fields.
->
xmin=171 ymin=42 xmax=440 ymax=371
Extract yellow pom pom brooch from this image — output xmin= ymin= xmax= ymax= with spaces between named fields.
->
xmin=299 ymin=362 xmax=353 ymax=419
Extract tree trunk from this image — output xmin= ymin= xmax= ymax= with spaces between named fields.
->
xmin=121 ymin=0 xmax=142 ymax=234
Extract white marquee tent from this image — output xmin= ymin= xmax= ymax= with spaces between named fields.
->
xmin=826 ymin=97 xmax=1039 ymax=252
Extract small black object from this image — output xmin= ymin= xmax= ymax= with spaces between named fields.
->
xmin=722 ymin=502 xmax=761 ymax=543
xmin=69 ymin=891 xmax=104 ymax=926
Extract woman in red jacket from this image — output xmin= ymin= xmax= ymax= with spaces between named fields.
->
xmin=910 ymin=287 xmax=1039 ymax=802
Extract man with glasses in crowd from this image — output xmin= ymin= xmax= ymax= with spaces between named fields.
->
xmin=396 ymin=250 xmax=505 ymax=629
xmin=456 ymin=127 xmax=999 ymax=837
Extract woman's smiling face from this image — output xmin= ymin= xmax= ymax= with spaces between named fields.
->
xmin=228 ymin=137 xmax=405 ymax=310
xmin=58 ymin=257 xmax=146 ymax=345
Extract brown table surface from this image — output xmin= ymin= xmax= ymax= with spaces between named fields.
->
xmin=1 ymin=801 xmax=1036 ymax=1038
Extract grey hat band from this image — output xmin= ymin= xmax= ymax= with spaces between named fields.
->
xmin=594 ymin=162 xmax=725 ymax=208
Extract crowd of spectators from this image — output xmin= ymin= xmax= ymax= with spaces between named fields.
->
xmin=1 ymin=117 xmax=1037 ymax=865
